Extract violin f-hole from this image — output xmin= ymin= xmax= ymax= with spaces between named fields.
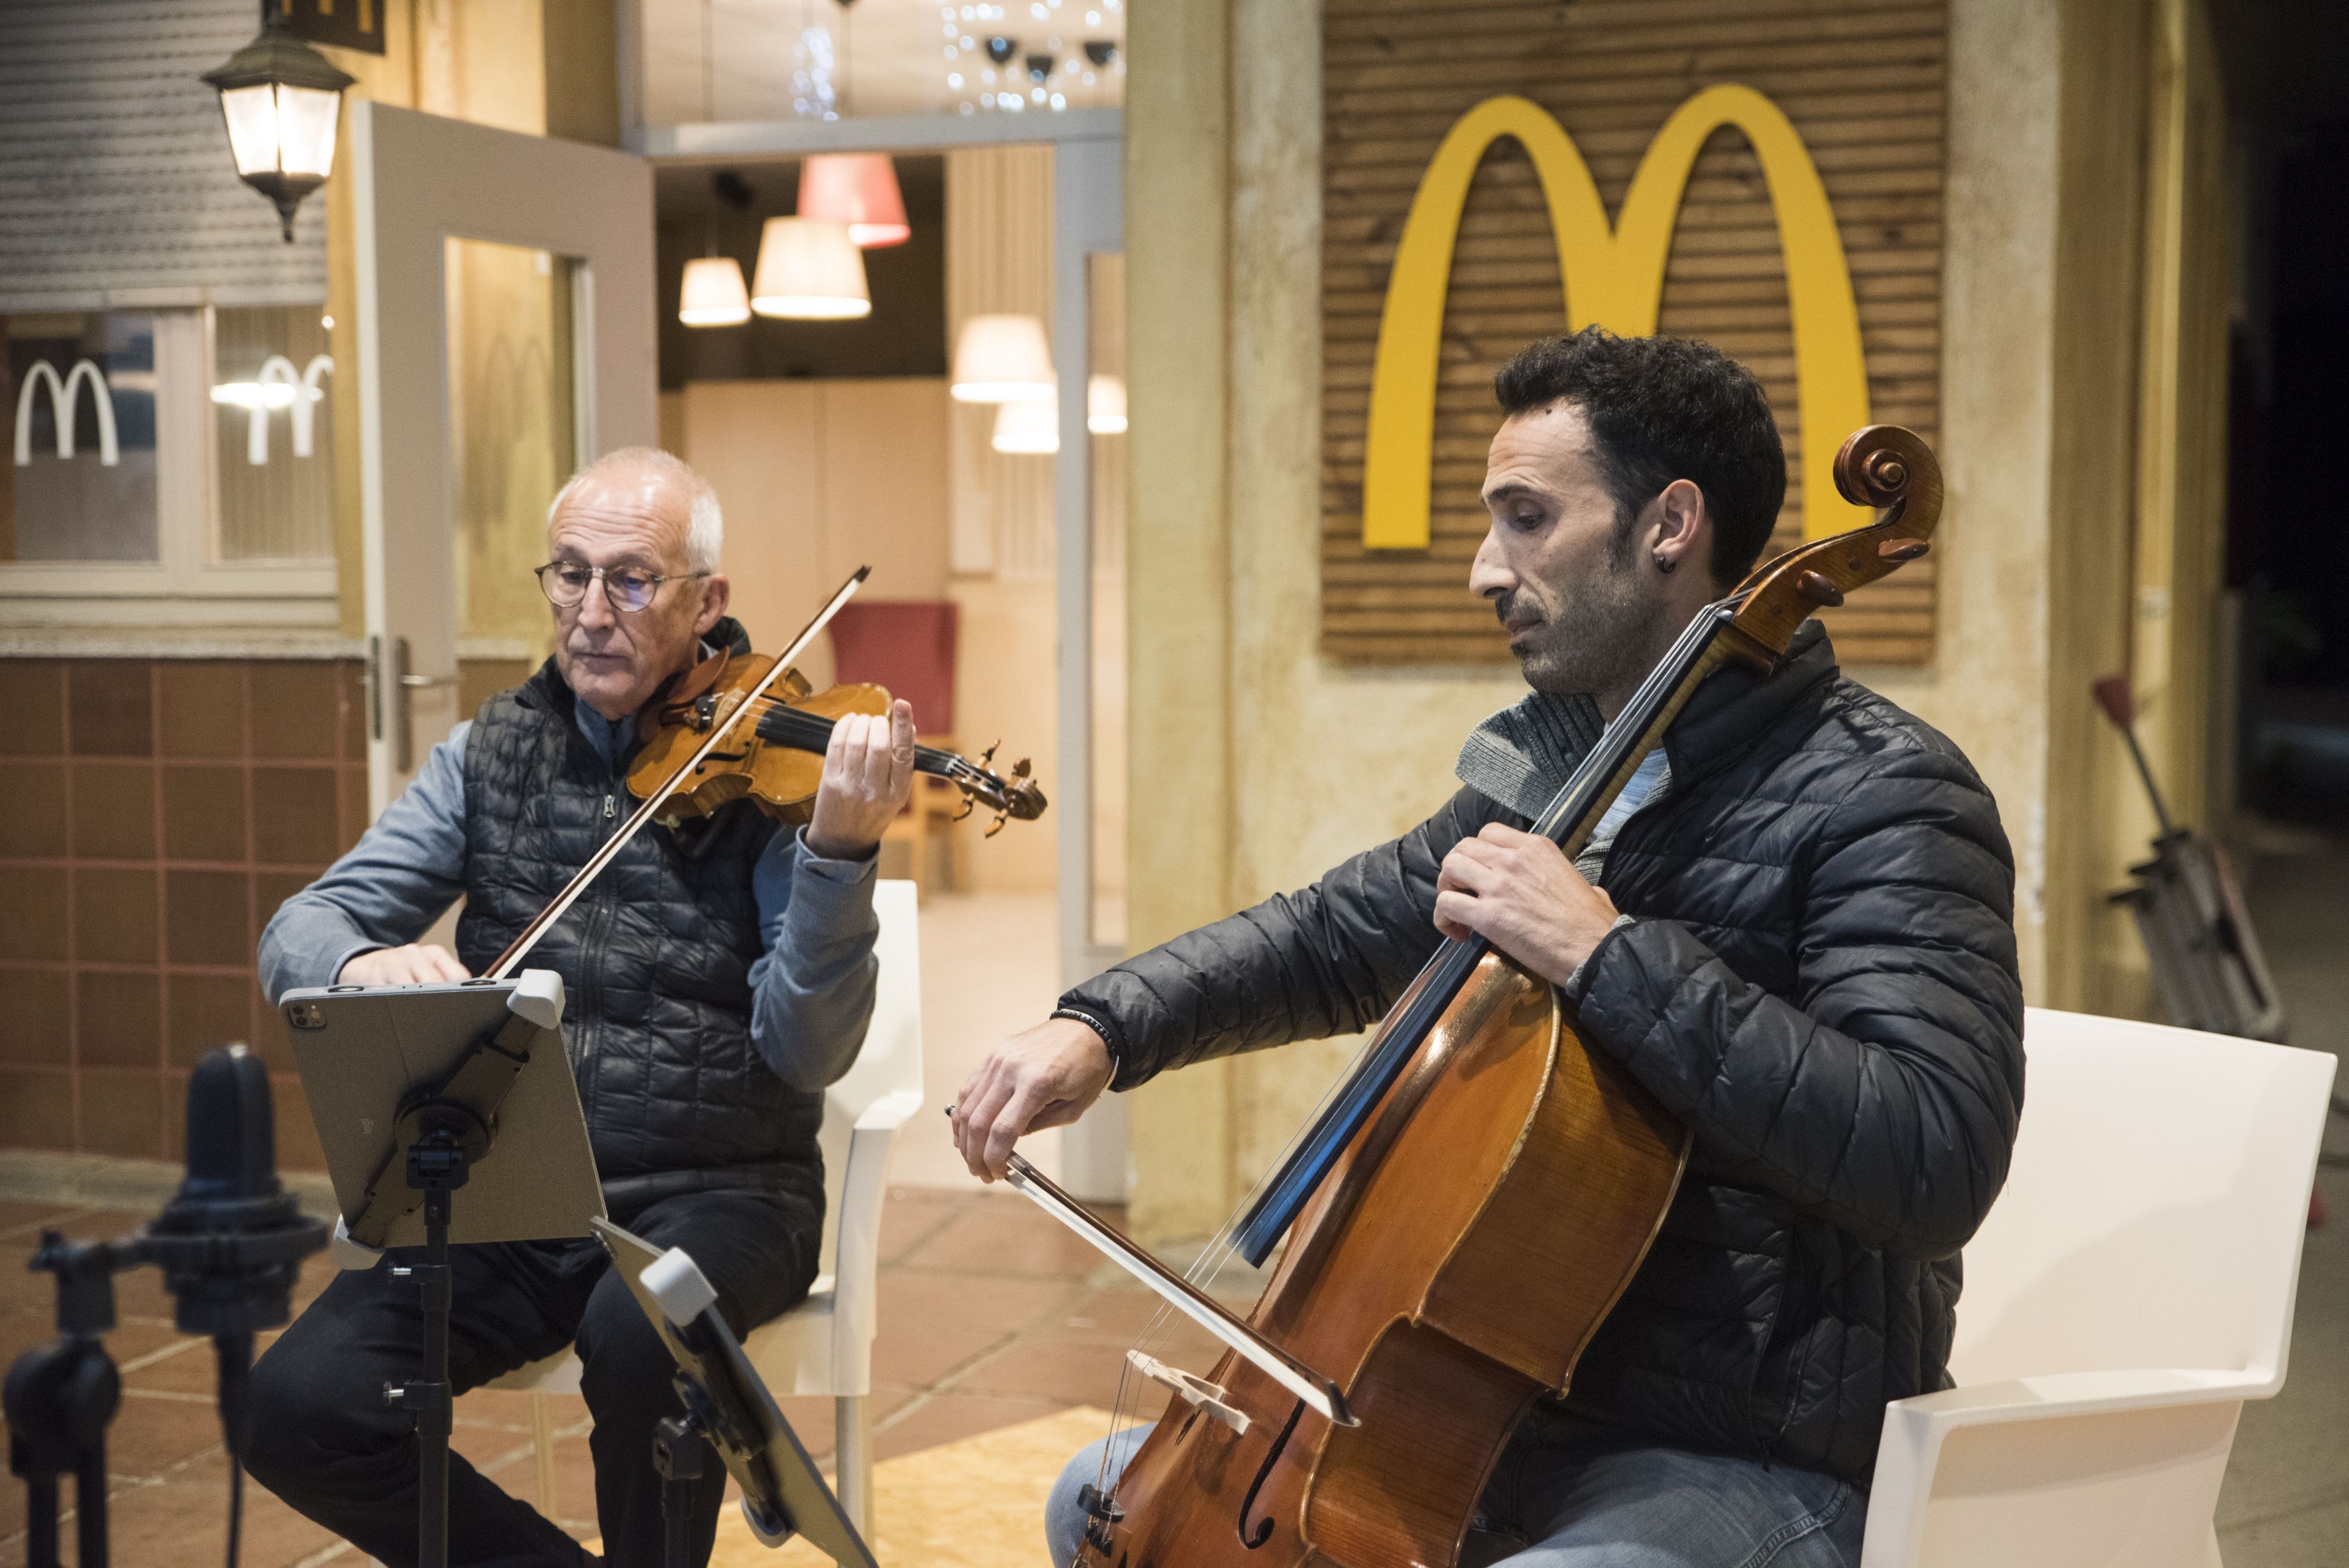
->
xmin=1236 ymin=1398 xmax=1303 ymax=1549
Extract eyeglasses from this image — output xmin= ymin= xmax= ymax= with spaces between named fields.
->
xmin=534 ymin=560 xmax=709 ymax=614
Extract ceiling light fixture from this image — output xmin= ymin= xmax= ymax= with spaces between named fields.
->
xmin=680 ymin=257 xmax=753 ymax=326
xmin=1087 ymin=373 xmax=1126 ymax=434
xmin=991 ymin=396 xmax=1057 ymax=454
xmin=951 ymin=314 xmax=1054 ymax=401
xmin=751 ymin=217 xmax=871 ymax=319
xmin=799 ymin=154 xmax=910 ymax=248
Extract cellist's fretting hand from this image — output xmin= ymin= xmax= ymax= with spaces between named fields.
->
xmin=953 ymin=1017 xmax=1114 ymax=1180
xmin=806 ymin=697 xmax=917 ymax=859
xmin=1434 ymin=822 xmax=1620 ymax=987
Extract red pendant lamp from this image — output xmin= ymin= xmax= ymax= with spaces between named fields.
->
xmin=798 ymin=154 xmax=910 ymax=249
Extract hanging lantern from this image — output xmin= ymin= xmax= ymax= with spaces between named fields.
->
xmin=1087 ymin=373 xmax=1128 ymax=434
xmin=798 ymin=154 xmax=910 ymax=248
xmin=679 ymin=257 xmax=753 ymax=327
xmin=991 ymin=396 xmax=1059 ymax=455
xmin=751 ymin=218 xmax=871 ymax=320
xmin=951 ymin=314 xmax=1054 ymax=402
xmin=202 ymin=9 xmax=357 ymax=243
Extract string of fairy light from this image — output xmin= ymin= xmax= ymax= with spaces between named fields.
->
xmin=940 ymin=0 xmax=1124 ymax=116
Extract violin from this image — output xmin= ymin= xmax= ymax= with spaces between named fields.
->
xmin=989 ymin=428 xmax=1945 ymax=1568
xmin=486 ymin=567 xmax=1042 ymax=981
xmin=629 ymin=649 xmax=1048 ymax=833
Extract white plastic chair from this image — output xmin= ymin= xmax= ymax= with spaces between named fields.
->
xmin=1860 ymin=1006 xmax=2336 ymax=1567
xmin=487 ymin=878 xmax=924 ymax=1536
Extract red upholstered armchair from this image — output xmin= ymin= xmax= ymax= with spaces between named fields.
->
xmin=825 ymin=601 xmax=961 ymax=891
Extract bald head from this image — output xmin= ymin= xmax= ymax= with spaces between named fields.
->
xmin=543 ymin=448 xmax=732 ymax=720
xmin=546 ymin=446 xmax=723 ymax=572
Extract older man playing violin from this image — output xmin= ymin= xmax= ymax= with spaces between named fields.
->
xmin=247 ymin=447 xmax=915 ymax=1568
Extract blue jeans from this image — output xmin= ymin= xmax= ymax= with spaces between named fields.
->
xmin=1044 ymin=1411 xmax=1866 ymax=1568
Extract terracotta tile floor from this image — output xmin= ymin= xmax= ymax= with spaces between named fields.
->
xmin=0 ymin=1187 xmax=1225 ymax=1568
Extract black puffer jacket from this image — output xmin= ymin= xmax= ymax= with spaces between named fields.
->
xmin=455 ymin=645 xmax=825 ymax=1215
xmin=1061 ymin=626 xmax=2025 ymax=1484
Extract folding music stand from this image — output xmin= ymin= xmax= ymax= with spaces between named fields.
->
xmin=281 ymin=971 xmax=605 ymax=1568
xmin=592 ymin=1218 xmax=877 ymax=1568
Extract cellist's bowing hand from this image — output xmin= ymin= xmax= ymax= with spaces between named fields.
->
xmin=806 ymin=698 xmax=917 ymax=859
xmin=952 ymin=1017 xmax=1114 ymax=1181
xmin=1433 ymin=823 xmax=1620 ymax=987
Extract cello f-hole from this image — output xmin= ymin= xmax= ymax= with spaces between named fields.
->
xmin=1236 ymin=1398 xmax=1303 ymax=1549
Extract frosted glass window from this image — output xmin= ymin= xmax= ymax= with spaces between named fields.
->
xmin=3 ymin=312 xmax=160 ymax=562
xmin=213 ymin=305 xmax=336 ymax=562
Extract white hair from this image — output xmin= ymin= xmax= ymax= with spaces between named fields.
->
xmin=545 ymin=446 xmax=723 ymax=572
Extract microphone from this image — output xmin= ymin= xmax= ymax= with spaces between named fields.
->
xmin=137 ymin=1046 xmax=328 ymax=1563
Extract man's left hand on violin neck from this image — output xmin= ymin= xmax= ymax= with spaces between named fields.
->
xmin=804 ymin=697 xmax=919 ymax=861
xmin=1433 ymin=822 xmax=1622 ymax=987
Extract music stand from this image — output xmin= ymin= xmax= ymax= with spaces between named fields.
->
xmin=591 ymin=1218 xmax=878 ymax=1568
xmin=282 ymin=971 xmax=605 ymax=1568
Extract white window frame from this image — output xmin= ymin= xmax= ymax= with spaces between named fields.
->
xmin=0 ymin=305 xmax=339 ymax=630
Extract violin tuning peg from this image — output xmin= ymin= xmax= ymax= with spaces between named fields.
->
xmin=1012 ymin=758 xmax=1032 ymax=778
xmin=985 ymin=813 xmax=1009 ymax=839
xmin=951 ymin=797 xmax=974 ymax=823
xmin=979 ymin=741 xmax=999 ymax=768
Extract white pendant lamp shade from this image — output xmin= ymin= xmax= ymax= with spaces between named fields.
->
xmin=1087 ymin=373 xmax=1128 ymax=434
xmin=678 ymin=256 xmax=752 ymax=327
xmin=951 ymin=314 xmax=1054 ymax=402
xmin=991 ymin=396 xmax=1059 ymax=454
xmin=799 ymin=154 xmax=911 ymax=248
xmin=751 ymin=217 xmax=871 ymax=320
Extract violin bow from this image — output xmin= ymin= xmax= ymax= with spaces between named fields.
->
xmin=486 ymin=566 xmax=871 ymax=981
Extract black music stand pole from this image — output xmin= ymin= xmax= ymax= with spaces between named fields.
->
xmin=385 ymin=1136 xmax=472 ymax=1568
xmin=653 ymin=1411 xmax=708 ymax=1568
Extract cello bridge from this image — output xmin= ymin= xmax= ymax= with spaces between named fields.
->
xmin=1125 ymin=1349 xmax=1251 ymax=1436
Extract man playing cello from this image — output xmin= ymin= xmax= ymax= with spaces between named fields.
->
xmin=247 ymin=448 xmax=915 ymax=1566
xmin=955 ymin=330 xmax=2025 ymax=1567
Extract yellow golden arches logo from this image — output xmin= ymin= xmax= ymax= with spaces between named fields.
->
xmin=1361 ymin=86 xmax=1872 ymax=550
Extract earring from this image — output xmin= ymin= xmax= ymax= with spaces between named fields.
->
xmin=1654 ymin=554 xmax=1677 ymax=575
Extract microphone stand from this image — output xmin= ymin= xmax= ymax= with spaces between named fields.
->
xmin=3 ymin=1233 xmax=125 ymax=1568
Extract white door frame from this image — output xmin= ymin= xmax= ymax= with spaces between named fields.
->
xmin=349 ymin=101 xmax=657 ymax=810
xmin=641 ymin=112 xmax=1128 ymax=1197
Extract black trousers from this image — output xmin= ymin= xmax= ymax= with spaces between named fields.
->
xmin=245 ymin=1185 xmax=819 ymax=1568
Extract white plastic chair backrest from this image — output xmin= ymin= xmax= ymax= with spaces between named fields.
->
xmin=810 ymin=878 xmax=924 ymax=1279
xmin=1949 ymin=1006 xmax=2334 ymax=1389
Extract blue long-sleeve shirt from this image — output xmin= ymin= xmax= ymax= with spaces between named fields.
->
xmin=258 ymin=703 xmax=880 ymax=1094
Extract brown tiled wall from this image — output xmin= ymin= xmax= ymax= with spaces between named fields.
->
xmin=0 ymin=658 xmax=369 ymax=1172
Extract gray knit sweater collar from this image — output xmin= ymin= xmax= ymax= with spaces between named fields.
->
xmin=1455 ymin=689 xmax=1609 ymax=819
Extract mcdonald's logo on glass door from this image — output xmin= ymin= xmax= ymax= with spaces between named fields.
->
xmin=1361 ymin=86 xmax=1872 ymax=550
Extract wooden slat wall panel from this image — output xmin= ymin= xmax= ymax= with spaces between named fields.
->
xmin=1323 ymin=0 xmax=1947 ymax=664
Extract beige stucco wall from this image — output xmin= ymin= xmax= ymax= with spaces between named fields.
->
xmin=1121 ymin=0 xmax=2191 ymax=1241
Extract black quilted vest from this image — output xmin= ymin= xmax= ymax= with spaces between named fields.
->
xmin=453 ymin=644 xmax=824 ymax=1207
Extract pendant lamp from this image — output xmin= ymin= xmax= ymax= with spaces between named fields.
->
xmin=991 ymin=396 xmax=1059 ymax=455
xmin=1087 ymin=373 xmax=1128 ymax=434
xmin=751 ymin=217 xmax=871 ymax=320
xmin=951 ymin=314 xmax=1054 ymax=402
xmin=201 ymin=11 xmax=356 ymax=242
xmin=799 ymin=154 xmax=910 ymax=248
xmin=679 ymin=256 xmax=752 ymax=326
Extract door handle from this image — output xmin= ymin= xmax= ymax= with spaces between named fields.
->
xmin=385 ymin=636 xmax=455 ymax=774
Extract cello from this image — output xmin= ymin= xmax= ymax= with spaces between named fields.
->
xmin=991 ymin=425 xmax=1943 ymax=1568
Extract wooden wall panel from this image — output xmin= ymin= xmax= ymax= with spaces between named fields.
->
xmin=1323 ymin=0 xmax=1948 ymax=663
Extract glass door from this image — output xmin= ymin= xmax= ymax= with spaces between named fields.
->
xmin=348 ymin=102 xmax=655 ymax=808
